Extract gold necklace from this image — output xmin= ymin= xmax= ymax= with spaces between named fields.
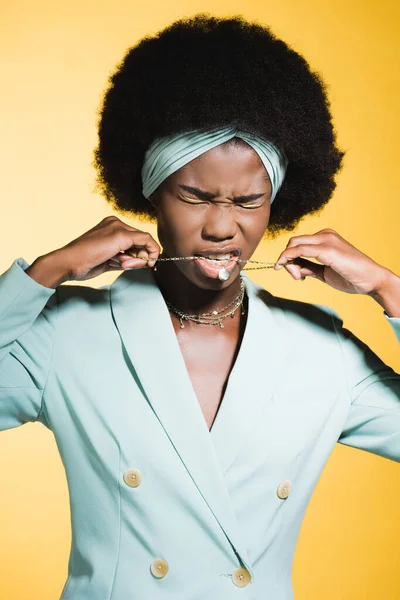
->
xmin=127 ymin=252 xmax=291 ymax=281
xmin=166 ymin=277 xmax=245 ymax=329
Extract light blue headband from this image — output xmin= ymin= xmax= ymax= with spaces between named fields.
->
xmin=141 ymin=127 xmax=288 ymax=203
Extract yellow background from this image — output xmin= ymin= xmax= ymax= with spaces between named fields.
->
xmin=1 ymin=1 xmax=399 ymax=598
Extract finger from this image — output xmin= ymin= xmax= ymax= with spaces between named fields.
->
xmin=122 ymin=248 xmax=148 ymax=259
xmin=119 ymin=250 xmax=144 ymax=264
xmin=124 ymin=249 xmax=151 ymax=268
xmin=143 ymin=245 xmax=160 ymax=267
xmin=121 ymin=257 xmax=150 ymax=269
xmin=137 ymin=249 xmax=149 ymax=262
xmin=109 ymin=253 xmax=136 ymax=268
xmin=285 ymin=263 xmax=303 ymax=280
xmin=125 ymin=249 xmax=138 ymax=259
xmin=284 ymin=263 xmax=317 ymax=281
xmin=282 ymin=255 xmax=327 ymax=282
xmin=109 ymin=253 xmax=129 ymax=264
xmin=119 ymin=253 xmax=152 ymax=270
xmin=107 ymin=259 xmax=123 ymax=269
xmin=125 ymin=249 xmax=158 ymax=267
xmin=291 ymin=257 xmax=325 ymax=279
xmin=285 ymin=230 xmax=338 ymax=248
xmin=124 ymin=232 xmax=160 ymax=258
xmin=124 ymin=240 xmax=160 ymax=267
xmin=275 ymin=244 xmax=334 ymax=268
xmin=286 ymin=265 xmax=323 ymax=282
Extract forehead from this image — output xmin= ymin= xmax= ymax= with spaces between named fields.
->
xmin=166 ymin=141 xmax=270 ymax=191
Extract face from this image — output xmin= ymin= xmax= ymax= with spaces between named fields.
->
xmin=151 ymin=139 xmax=272 ymax=290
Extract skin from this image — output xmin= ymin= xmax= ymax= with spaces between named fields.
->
xmin=147 ymin=139 xmax=274 ymax=430
xmin=150 ymin=139 xmax=272 ymax=308
xmin=130 ymin=139 xmax=399 ymax=429
xmin=25 ymin=139 xmax=400 ymax=430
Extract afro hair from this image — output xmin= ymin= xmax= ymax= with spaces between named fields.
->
xmin=93 ymin=13 xmax=344 ymax=238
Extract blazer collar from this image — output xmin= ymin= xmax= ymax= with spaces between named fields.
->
xmin=110 ymin=267 xmax=289 ymax=573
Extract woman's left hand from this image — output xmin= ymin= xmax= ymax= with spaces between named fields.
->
xmin=274 ymin=228 xmax=390 ymax=295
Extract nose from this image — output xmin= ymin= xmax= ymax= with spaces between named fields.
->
xmin=201 ymin=202 xmax=238 ymax=242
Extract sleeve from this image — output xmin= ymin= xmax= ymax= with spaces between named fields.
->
xmin=0 ymin=257 xmax=57 ymax=431
xmin=333 ymin=307 xmax=400 ymax=462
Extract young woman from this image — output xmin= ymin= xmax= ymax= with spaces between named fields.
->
xmin=1 ymin=14 xmax=399 ymax=600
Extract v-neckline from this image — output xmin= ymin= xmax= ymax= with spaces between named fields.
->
xmin=110 ymin=267 xmax=289 ymax=457
xmin=110 ymin=265 xmax=289 ymax=571
xmin=155 ymin=271 xmax=252 ymax=436
xmin=208 ymin=293 xmax=249 ymax=433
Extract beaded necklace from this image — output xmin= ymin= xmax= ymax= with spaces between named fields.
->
xmin=166 ymin=276 xmax=245 ymax=329
xmin=127 ymin=253 xmax=291 ymax=327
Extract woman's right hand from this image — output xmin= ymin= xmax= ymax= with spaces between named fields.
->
xmin=26 ymin=216 xmax=161 ymax=287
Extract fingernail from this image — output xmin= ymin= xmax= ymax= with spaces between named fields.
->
xmin=274 ymin=263 xmax=284 ymax=270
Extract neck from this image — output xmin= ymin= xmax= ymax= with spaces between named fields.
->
xmin=153 ymin=261 xmax=243 ymax=314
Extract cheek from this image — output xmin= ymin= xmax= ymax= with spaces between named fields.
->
xmin=157 ymin=205 xmax=202 ymax=251
xmin=157 ymin=200 xmax=270 ymax=251
xmin=241 ymin=209 xmax=270 ymax=241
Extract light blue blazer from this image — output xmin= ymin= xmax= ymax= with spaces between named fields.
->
xmin=1 ymin=257 xmax=400 ymax=599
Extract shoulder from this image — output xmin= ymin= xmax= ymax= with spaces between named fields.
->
xmin=56 ymin=280 xmax=111 ymax=303
xmin=275 ymin=294 xmax=341 ymax=326
xmin=246 ymin=275 xmax=342 ymax=335
xmin=55 ymin=281 xmax=111 ymax=316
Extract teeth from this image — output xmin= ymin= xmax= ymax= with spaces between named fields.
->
xmin=201 ymin=253 xmax=233 ymax=261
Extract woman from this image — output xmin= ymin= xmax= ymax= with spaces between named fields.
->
xmin=1 ymin=13 xmax=399 ymax=599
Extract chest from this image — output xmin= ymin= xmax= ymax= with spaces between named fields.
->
xmin=48 ymin=292 xmax=349 ymax=490
xmin=171 ymin=316 xmax=245 ymax=430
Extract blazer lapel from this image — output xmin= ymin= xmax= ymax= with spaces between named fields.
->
xmin=110 ymin=268 xmax=253 ymax=572
xmin=210 ymin=275 xmax=290 ymax=475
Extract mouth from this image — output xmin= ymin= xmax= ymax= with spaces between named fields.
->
xmin=193 ymin=249 xmax=241 ymax=280
xmin=194 ymin=247 xmax=241 ymax=262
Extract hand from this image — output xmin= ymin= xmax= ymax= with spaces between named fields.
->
xmin=274 ymin=228 xmax=390 ymax=295
xmin=28 ymin=216 xmax=160 ymax=285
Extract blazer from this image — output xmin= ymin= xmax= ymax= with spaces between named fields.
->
xmin=1 ymin=257 xmax=400 ymax=600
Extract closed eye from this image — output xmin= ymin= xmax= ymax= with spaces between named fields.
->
xmin=179 ymin=196 xmax=207 ymax=205
xmin=177 ymin=184 xmax=267 ymax=205
xmin=236 ymin=198 xmax=266 ymax=209
xmin=179 ymin=196 xmax=266 ymax=208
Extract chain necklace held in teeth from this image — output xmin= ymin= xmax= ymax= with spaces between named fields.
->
xmin=126 ymin=251 xmax=292 ymax=282
xmin=166 ymin=276 xmax=245 ymax=329
xmin=123 ymin=252 xmax=284 ymax=328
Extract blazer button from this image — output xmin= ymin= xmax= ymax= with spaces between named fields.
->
xmin=232 ymin=567 xmax=251 ymax=587
xmin=150 ymin=558 xmax=169 ymax=578
xmin=277 ymin=479 xmax=292 ymax=499
xmin=123 ymin=468 xmax=143 ymax=488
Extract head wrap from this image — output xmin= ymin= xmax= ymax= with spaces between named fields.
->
xmin=141 ymin=127 xmax=288 ymax=203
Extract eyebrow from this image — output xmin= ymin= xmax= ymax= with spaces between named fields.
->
xmin=177 ymin=184 xmax=267 ymax=202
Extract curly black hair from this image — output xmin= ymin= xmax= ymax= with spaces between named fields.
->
xmin=93 ymin=13 xmax=344 ymax=238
